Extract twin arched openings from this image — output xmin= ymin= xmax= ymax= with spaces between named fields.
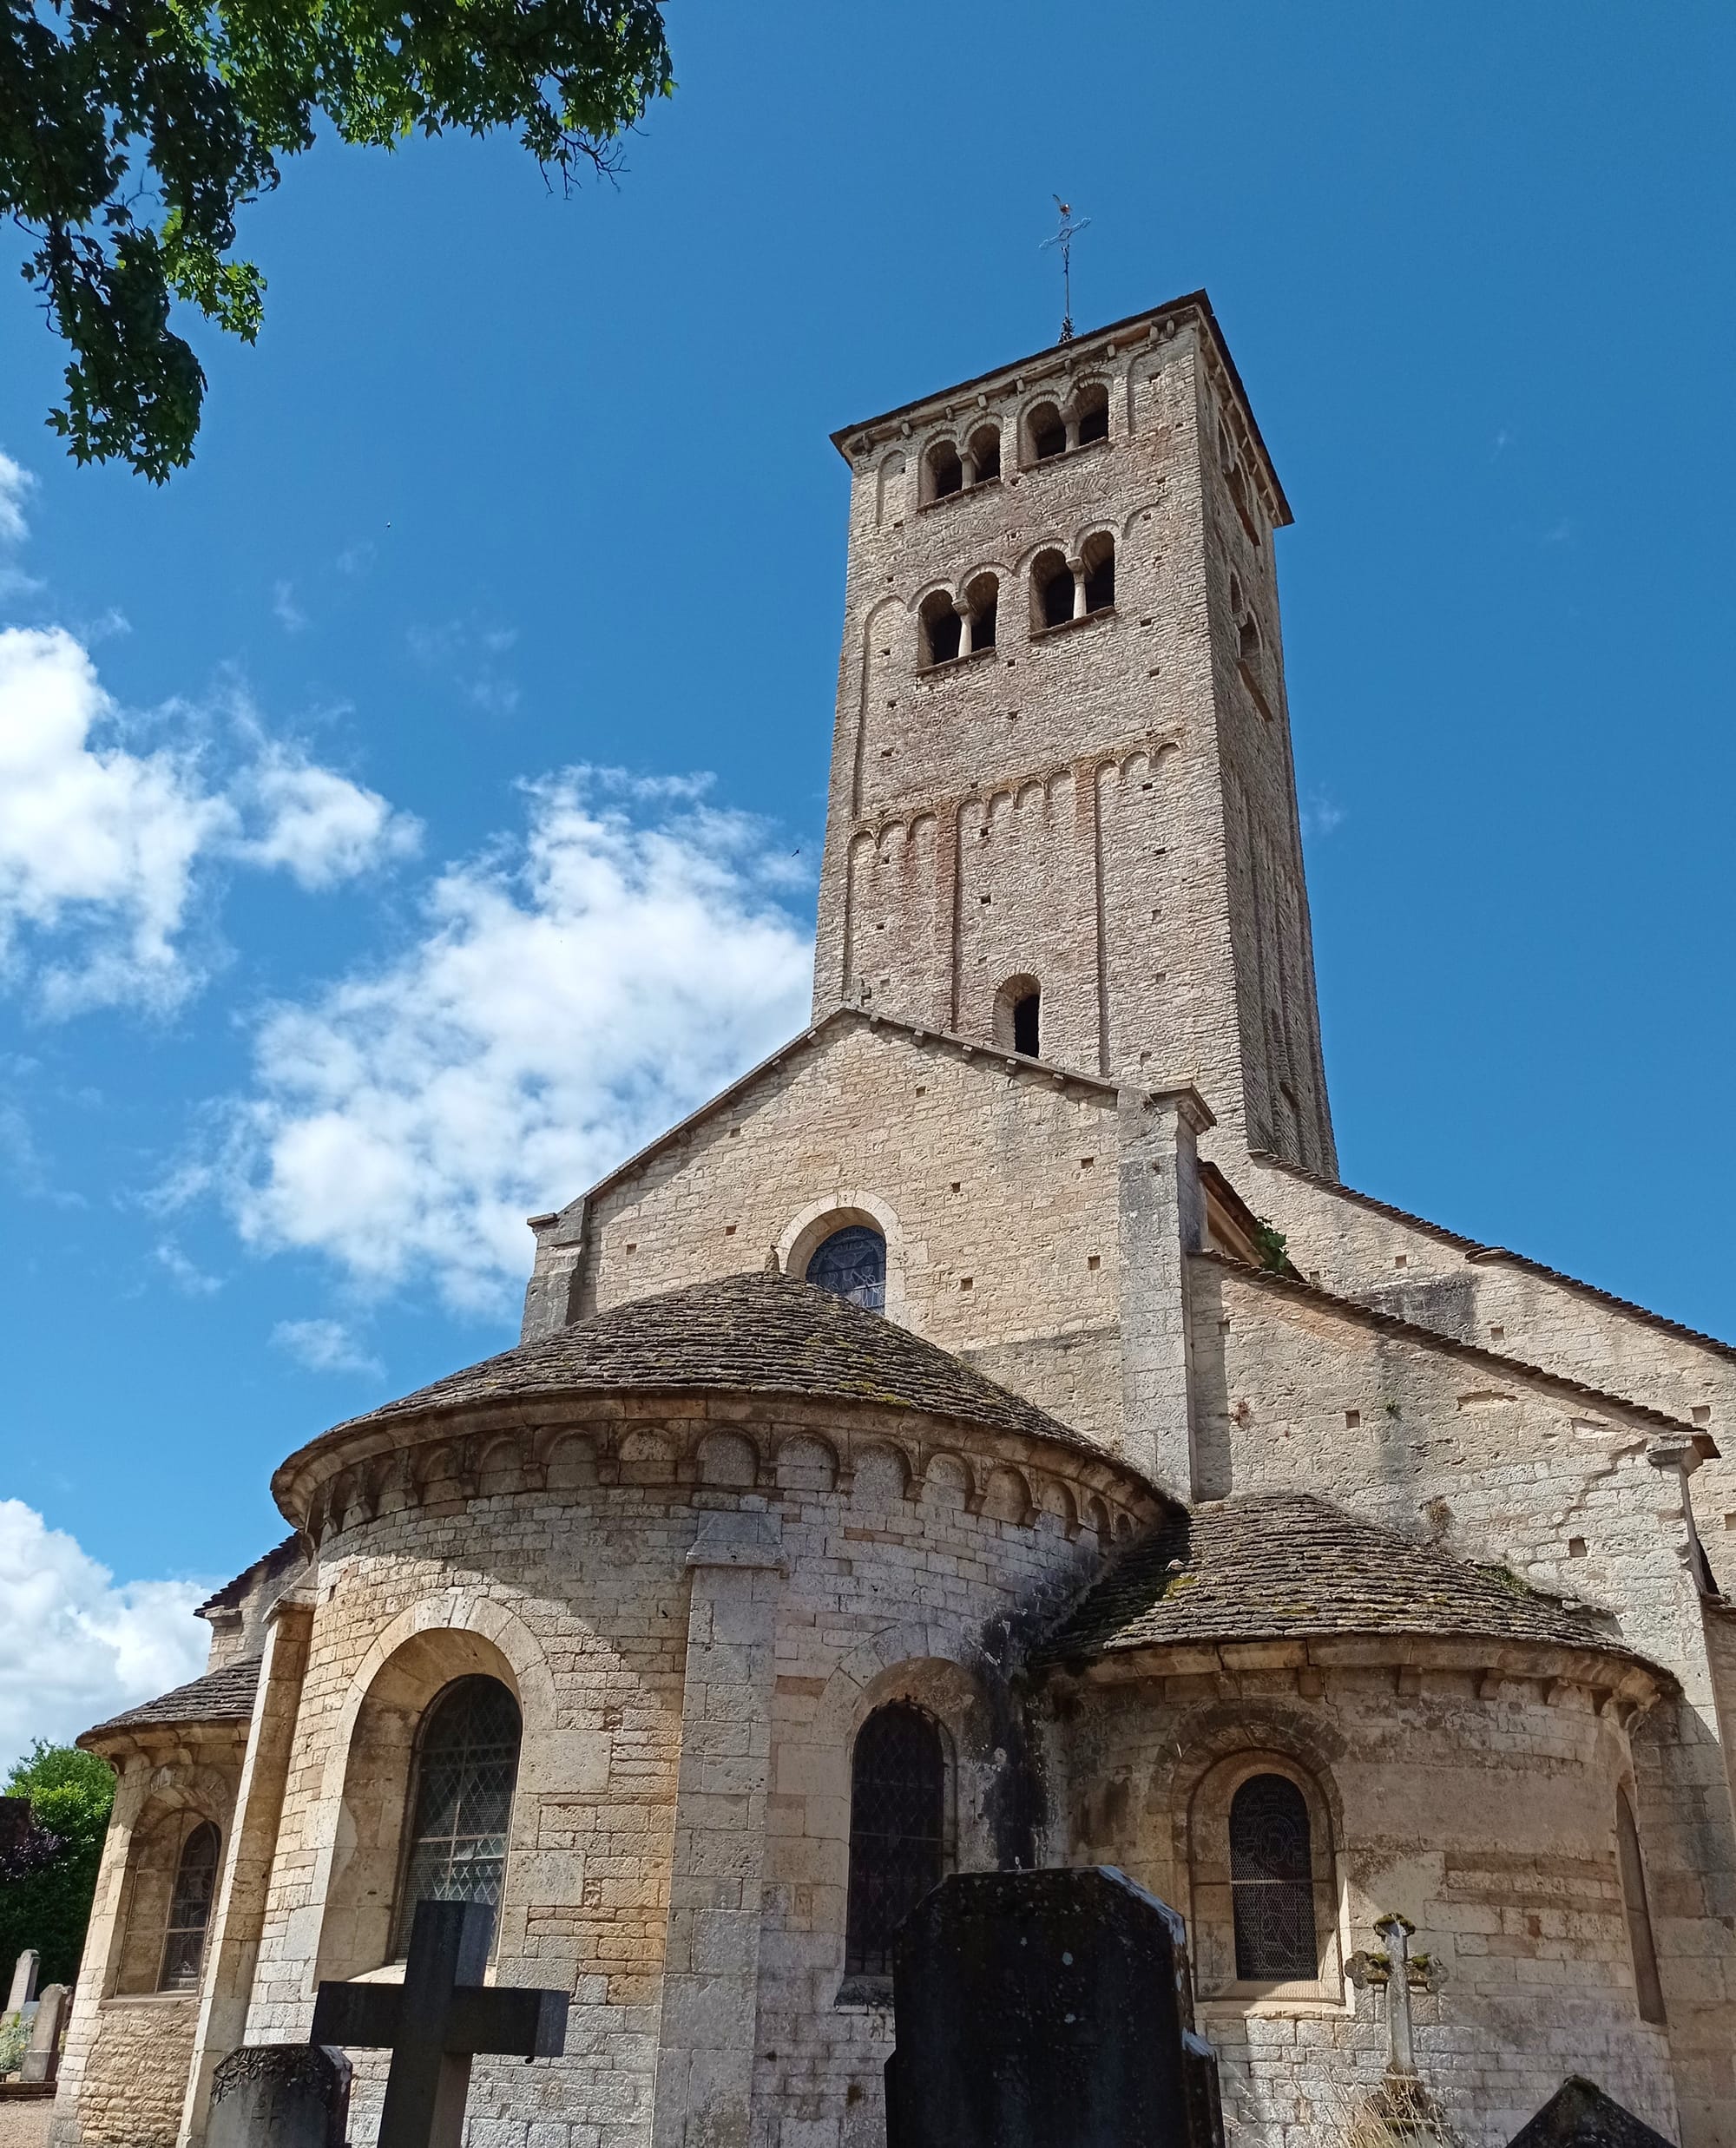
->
xmin=1026 ymin=382 xmax=1109 ymax=463
xmin=1031 ymin=534 xmax=1115 ymax=634
xmin=923 ymin=424 xmax=1003 ymax=503
xmin=918 ymin=575 xmax=999 ymax=667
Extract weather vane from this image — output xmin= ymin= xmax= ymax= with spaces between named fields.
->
xmin=1041 ymin=196 xmax=1090 ymax=343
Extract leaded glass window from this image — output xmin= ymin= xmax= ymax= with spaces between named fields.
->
xmin=844 ymin=1702 xmax=946 ymax=1976
xmin=394 ymin=1676 xmax=522 ymax=1958
xmin=158 ymin=1820 xmax=220 ymax=1990
xmin=1229 ymin=1772 xmax=1317 ymax=1981
xmin=806 ymin=1225 xmax=886 ymax=1313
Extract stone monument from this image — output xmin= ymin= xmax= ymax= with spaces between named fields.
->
xmin=18 ymin=1983 xmax=67 ymax=2086
xmin=1506 ymin=2077 xmax=1674 ymax=2148
xmin=207 ymin=2045 xmax=351 ymax=2148
xmin=883 ymin=1867 xmax=1223 ymax=2148
xmin=310 ymin=1898 xmax=569 ymax=2148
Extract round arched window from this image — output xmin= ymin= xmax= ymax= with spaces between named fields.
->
xmin=394 ymin=1675 xmax=522 ymax=1956
xmin=806 ymin=1225 xmax=886 ymax=1313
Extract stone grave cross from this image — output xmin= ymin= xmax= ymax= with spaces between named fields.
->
xmin=310 ymin=1900 xmax=568 ymax=2148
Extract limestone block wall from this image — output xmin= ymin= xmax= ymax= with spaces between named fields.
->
xmin=254 ymin=1390 xmax=1157 ymax=2148
xmin=562 ymin=1021 xmax=1130 ymax=1448
xmin=1242 ymin=1153 xmax=1736 ymax=1593
xmin=1187 ymin=1253 xmax=1736 ymax=2134
xmin=1048 ymin=1659 xmax=1676 ymax=2148
xmin=65 ymin=1994 xmax=198 ymax=2147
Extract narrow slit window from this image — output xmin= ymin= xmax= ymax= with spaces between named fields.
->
xmin=1617 ymin=1790 xmax=1667 ymax=2025
xmin=1229 ymin=1774 xmax=1317 ymax=1981
xmin=1013 ymin=991 xmax=1040 ymax=1057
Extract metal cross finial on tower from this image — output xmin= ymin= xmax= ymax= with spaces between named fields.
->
xmin=1041 ymin=195 xmax=1090 ymax=343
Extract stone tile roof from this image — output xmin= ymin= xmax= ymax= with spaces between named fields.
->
xmin=335 ymin=1271 xmax=1080 ymax=1448
xmin=1037 ymin=1495 xmax=1639 ymax=1665
xmin=194 ymin=1535 xmax=303 ymax=1619
xmin=1251 ymin=1150 xmax=1736 ymax=1368
xmin=82 ymin=1655 xmax=262 ymax=1741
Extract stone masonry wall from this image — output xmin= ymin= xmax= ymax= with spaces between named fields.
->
xmin=1189 ymin=1253 xmax=1736 ymax=2137
xmin=1052 ymin=1662 xmax=1676 ymax=2148
xmin=70 ymin=1997 xmax=197 ymax=2147
xmin=1243 ymin=1153 xmax=1736 ymax=1594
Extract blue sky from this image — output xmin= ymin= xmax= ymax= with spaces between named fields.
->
xmin=3 ymin=2 xmax=1733 ymax=1754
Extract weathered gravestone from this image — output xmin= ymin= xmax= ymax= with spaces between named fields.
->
xmin=207 ymin=2044 xmax=351 ymax=2148
xmin=884 ymin=1867 xmax=1224 ymax=2148
xmin=310 ymin=1898 xmax=569 ymax=2148
xmin=4 ymin=1951 xmax=38 ymax=2016
xmin=1506 ymin=2077 xmax=1674 ymax=2148
xmin=17 ymin=1983 xmax=67 ymax=2086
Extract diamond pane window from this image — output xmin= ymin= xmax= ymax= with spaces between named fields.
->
xmin=158 ymin=1820 xmax=220 ymax=1991
xmin=844 ymin=1701 xmax=946 ymax=1976
xmin=1229 ymin=1773 xmax=1317 ymax=1981
xmin=394 ymin=1676 xmax=523 ymax=1959
xmin=806 ymin=1225 xmax=886 ymax=1313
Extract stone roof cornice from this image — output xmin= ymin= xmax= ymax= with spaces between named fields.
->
xmin=1194 ymin=1247 xmax=1709 ymax=1441
xmin=828 ymin=290 xmax=1292 ymax=528
xmin=1248 ymin=1149 xmax=1736 ymax=1370
xmin=542 ymin=1006 xmax=1212 ymax=1231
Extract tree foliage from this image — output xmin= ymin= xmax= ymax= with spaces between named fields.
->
xmin=0 ymin=1742 xmax=115 ymax=1987
xmin=1 ymin=0 xmax=673 ymax=479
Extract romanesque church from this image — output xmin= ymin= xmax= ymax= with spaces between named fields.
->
xmin=49 ymin=295 xmax=1736 ymax=2148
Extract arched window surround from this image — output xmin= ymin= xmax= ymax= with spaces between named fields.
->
xmin=805 ymin=1224 xmax=887 ymax=1313
xmin=107 ymin=1782 xmax=234 ymax=2000
xmin=993 ymin=974 xmax=1042 ymax=1059
xmin=918 ymin=423 xmax=1005 ymax=509
xmin=1185 ymin=1749 xmax=1342 ymax=2004
xmin=312 ymin=1619 xmax=543 ymax=1985
xmin=779 ymin=1194 xmax=908 ymax=1327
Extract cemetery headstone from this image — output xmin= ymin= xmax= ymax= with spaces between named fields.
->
xmin=884 ymin=1866 xmax=1223 ymax=2148
xmin=207 ymin=2045 xmax=351 ymax=2148
xmin=310 ymin=1898 xmax=569 ymax=2148
xmin=5 ymin=1952 xmax=38 ymax=2016
xmin=18 ymin=1984 xmax=67 ymax=2086
xmin=1506 ymin=2077 xmax=1674 ymax=2148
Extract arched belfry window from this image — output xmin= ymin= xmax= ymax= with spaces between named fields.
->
xmin=806 ymin=1225 xmax=886 ymax=1313
xmin=158 ymin=1820 xmax=220 ymax=1990
xmin=844 ymin=1702 xmax=947 ymax=1977
xmin=1617 ymin=1790 xmax=1667 ymax=2025
xmin=394 ymin=1676 xmax=522 ymax=1957
xmin=1229 ymin=1773 xmax=1317 ymax=1981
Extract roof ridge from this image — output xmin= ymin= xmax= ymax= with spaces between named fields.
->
xmin=1193 ymin=1248 xmax=1701 ymax=1437
xmin=1248 ymin=1150 xmax=1736 ymax=1365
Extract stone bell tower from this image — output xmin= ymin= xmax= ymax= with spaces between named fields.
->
xmin=812 ymin=292 xmax=1338 ymax=1179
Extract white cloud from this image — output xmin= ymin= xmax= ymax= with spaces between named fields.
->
xmin=272 ymin=580 xmax=308 ymax=634
xmin=0 ymin=450 xmax=34 ymax=545
xmin=272 ymin=1317 xmax=383 ymax=1377
xmin=155 ymin=1238 xmax=222 ymax=1296
xmin=1300 ymin=786 xmax=1345 ymax=838
xmin=234 ymin=749 xmax=421 ymax=890
xmin=0 ymin=627 xmax=420 ymax=1015
xmin=217 ymin=770 xmax=813 ymax=1314
xmin=0 ymin=1501 xmax=210 ymax=1759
